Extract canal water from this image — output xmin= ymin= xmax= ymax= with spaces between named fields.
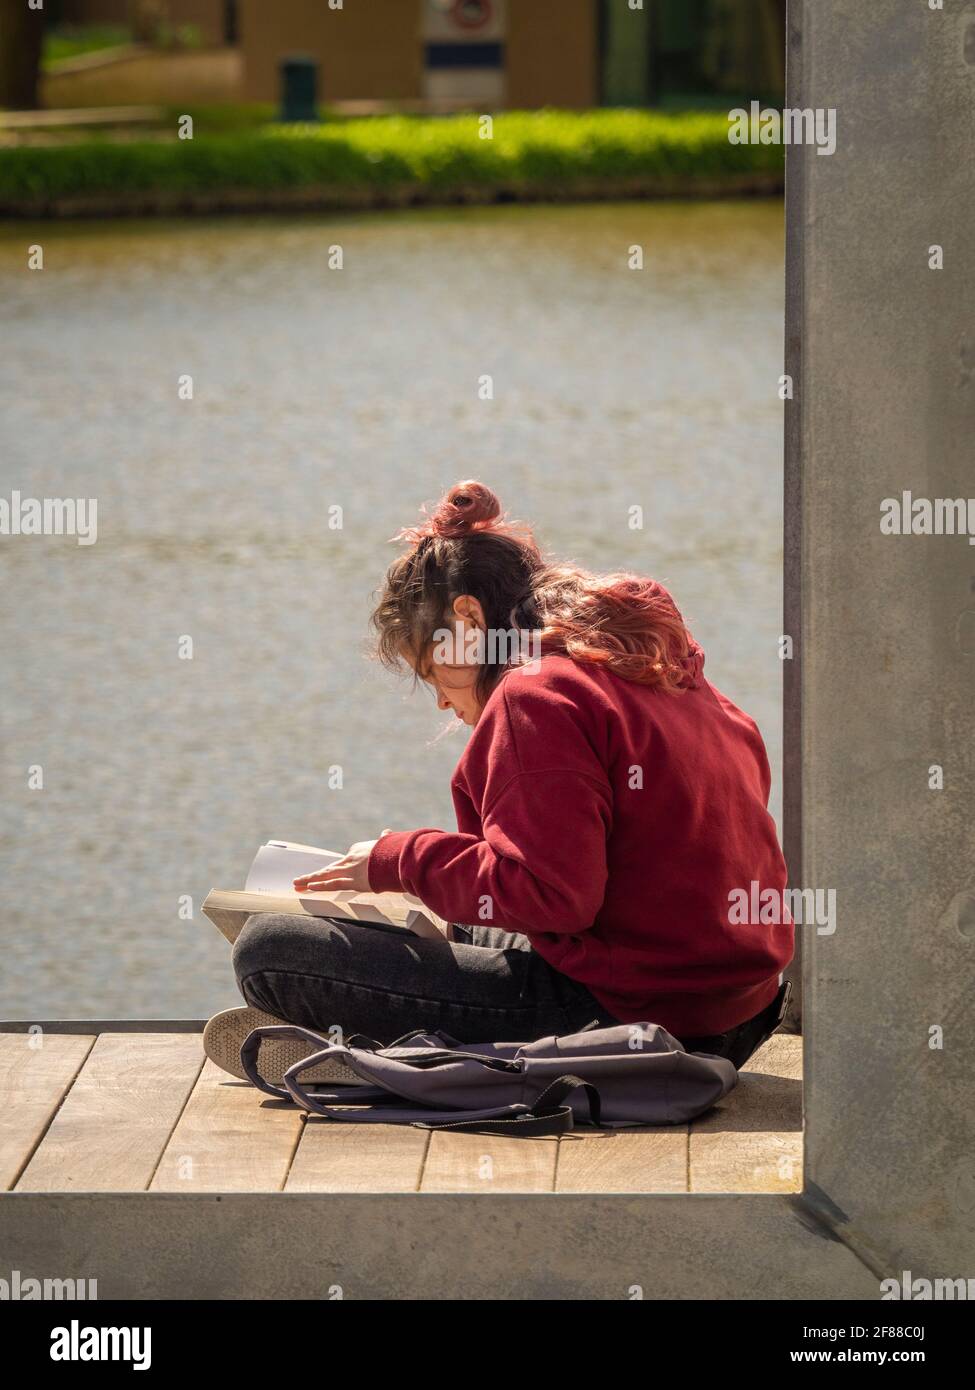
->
xmin=0 ymin=199 xmax=784 ymax=1018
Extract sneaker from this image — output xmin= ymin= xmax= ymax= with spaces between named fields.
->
xmin=203 ymin=1006 xmax=360 ymax=1086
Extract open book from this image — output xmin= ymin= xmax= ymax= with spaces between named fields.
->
xmin=202 ymin=839 xmax=449 ymax=945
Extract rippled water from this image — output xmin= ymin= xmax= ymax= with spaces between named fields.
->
xmin=0 ymin=199 xmax=784 ymax=1018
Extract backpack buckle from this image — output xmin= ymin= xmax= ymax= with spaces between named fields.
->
xmin=775 ymin=980 xmax=793 ymax=1028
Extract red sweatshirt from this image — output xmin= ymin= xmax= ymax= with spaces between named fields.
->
xmin=369 ymin=642 xmax=793 ymax=1038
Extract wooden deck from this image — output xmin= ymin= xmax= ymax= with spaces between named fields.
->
xmin=0 ymin=1028 xmax=801 ymax=1195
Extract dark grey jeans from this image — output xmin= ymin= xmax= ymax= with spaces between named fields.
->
xmin=232 ymin=914 xmax=619 ymax=1045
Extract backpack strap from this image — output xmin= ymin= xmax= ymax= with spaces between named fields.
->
xmin=239 ymin=1024 xmax=349 ymax=1099
xmin=277 ymin=1046 xmax=517 ymax=1119
xmin=385 ymin=1027 xmax=466 ymax=1049
xmin=385 ymin=1027 xmax=441 ymax=1047
xmin=343 ymin=1032 xmax=386 ymax=1051
xmin=242 ymin=1028 xmax=603 ymax=1137
xmin=414 ymin=1075 xmax=601 ymax=1137
xmin=280 ymin=1043 xmax=602 ymax=1135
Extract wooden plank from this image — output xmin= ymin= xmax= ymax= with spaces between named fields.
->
xmin=689 ymin=1034 xmax=803 ymax=1193
xmin=420 ymin=1132 xmax=559 ymax=1193
xmin=150 ymin=1061 xmax=303 ymax=1192
xmin=287 ymin=1120 xmax=429 ymax=1193
xmin=556 ymin=1126 xmax=688 ymax=1193
xmin=0 ymin=1021 xmax=206 ymax=1034
xmin=0 ymin=1033 xmax=95 ymax=1190
xmin=16 ymin=1032 xmax=203 ymax=1193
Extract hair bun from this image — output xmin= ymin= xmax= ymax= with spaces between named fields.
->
xmin=429 ymin=481 xmax=502 ymax=538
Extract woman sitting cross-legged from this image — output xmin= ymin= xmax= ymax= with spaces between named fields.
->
xmin=204 ymin=480 xmax=794 ymax=1084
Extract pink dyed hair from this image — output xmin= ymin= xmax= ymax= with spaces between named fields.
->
xmin=372 ymin=481 xmax=695 ymax=700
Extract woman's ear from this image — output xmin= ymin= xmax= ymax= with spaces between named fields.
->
xmin=452 ymin=594 xmax=486 ymax=629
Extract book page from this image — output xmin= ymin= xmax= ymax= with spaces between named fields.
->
xmin=244 ymin=841 xmax=343 ymax=894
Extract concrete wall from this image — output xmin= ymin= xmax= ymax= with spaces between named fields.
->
xmin=239 ymin=0 xmax=424 ymax=105
xmin=0 ymin=1192 xmax=880 ymax=1299
xmin=790 ymin=0 xmax=975 ymax=1274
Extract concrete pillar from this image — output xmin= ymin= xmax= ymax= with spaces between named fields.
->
xmin=787 ymin=0 xmax=975 ymax=1272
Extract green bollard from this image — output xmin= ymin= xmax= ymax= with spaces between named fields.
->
xmin=279 ymin=56 xmax=319 ymax=123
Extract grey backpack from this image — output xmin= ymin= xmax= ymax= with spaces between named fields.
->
xmin=240 ymin=1020 xmax=738 ymax=1136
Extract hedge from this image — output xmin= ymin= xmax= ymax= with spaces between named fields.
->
xmin=0 ymin=110 xmax=783 ymax=212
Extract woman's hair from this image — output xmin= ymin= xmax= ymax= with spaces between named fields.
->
xmin=371 ymin=480 xmax=695 ymax=706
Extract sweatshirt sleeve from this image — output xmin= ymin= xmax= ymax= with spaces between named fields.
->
xmin=368 ymin=675 xmax=613 ymax=935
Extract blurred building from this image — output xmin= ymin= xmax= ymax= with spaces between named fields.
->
xmin=52 ymin=0 xmax=784 ymax=111
xmin=239 ymin=0 xmax=784 ymax=110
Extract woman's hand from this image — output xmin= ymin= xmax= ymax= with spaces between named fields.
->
xmin=292 ymin=833 xmax=391 ymax=895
